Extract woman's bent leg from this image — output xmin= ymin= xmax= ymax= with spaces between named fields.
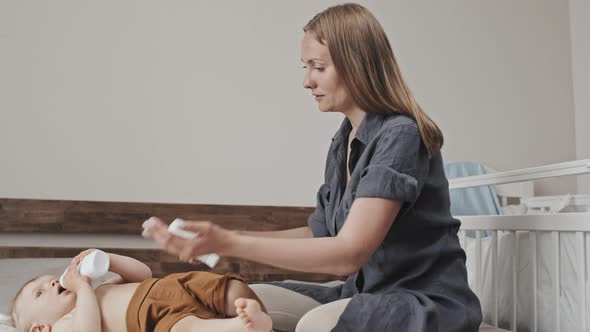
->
xmin=295 ymin=299 xmax=350 ymax=332
xmin=249 ymin=284 xmax=321 ymax=332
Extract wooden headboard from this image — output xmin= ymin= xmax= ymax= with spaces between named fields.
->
xmin=0 ymin=198 xmax=339 ymax=282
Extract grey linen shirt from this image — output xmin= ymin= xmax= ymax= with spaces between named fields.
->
xmin=271 ymin=111 xmax=482 ymax=332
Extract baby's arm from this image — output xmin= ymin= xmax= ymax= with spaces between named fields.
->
xmin=106 ymin=252 xmax=152 ymax=283
xmin=73 ymin=249 xmax=152 ymax=285
xmin=59 ymin=259 xmax=101 ymax=332
xmin=72 ymin=284 xmax=100 ymax=332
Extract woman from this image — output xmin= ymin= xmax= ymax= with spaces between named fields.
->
xmin=143 ymin=3 xmax=482 ymax=332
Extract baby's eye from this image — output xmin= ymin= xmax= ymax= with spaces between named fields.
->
xmin=35 ymin=290 xmax=43 ymax=298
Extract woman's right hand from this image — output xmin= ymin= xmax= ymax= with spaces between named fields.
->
xmin=61 ymin=257 xmax=91 ymax=293
xmin=142 ymin=216 xmax=238 ymax=263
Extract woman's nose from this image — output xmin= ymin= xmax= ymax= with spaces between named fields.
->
xmin=303 ymin=71 xmax=314 ymax=89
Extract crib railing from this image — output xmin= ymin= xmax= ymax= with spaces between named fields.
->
xmin=449 ymin=159 xmax=590 ymax=190
xmin=459 ymin=213 xmax=590 ymax=332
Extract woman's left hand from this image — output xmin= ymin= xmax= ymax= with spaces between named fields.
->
xmin=141 ymin=217 xmax=236 ymax=263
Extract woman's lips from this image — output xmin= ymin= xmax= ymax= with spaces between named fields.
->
xmin=315 ymin=95 xmax=323 ymax=101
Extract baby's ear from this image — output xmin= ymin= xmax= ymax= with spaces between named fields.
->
xmin=29 ymin=323 xmax=51 ymax=332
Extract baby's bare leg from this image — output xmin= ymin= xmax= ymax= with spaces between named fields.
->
xmin=224 ymin=280 xmax=267 ymax=316
xmin=170 ymin=300 xmax=272 ymax=332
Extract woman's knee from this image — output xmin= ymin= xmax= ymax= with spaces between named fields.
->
xmin=295 ymin=307 xmax=331 ymax=332
xmin=249 ymin=284 xmax=321 ymax=332
xmin=295 ymin=299 xmax=349 ymax=332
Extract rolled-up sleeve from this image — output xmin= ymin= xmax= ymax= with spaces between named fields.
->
xmin=307 ymin=184 xmax=331 ymax=237
xmin=355 ymin=125 xmax=429 ymax=203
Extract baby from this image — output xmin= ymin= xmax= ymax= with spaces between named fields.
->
xmin=10 ymin=249 xmax=272 ymax=332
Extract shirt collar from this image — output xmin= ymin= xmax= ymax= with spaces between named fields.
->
xmin=331 ymin=111 xmax=390 ymax=145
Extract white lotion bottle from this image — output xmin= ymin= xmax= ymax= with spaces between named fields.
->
xmin=168 ymin=218 xmax=220 ymax=268
xmin=59 ymin=249 xmax=110 ymax=287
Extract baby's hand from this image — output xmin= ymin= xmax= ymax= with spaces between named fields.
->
xmin=40 ymin=324 xmax=52 ymax=332
xmin=61 ymin=257 xmax=91 ymax=293
xmin=74 ymin=248 xmax=100 ymax=263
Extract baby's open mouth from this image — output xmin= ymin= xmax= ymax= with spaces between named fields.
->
xmin=58 ymin=285 xmax=66 ymax=294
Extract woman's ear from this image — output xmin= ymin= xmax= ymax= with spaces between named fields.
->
xmin=30 ymin=323 xmax=52 ymax=332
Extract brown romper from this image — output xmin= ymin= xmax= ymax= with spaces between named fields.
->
xmin=126 ymin=271 xmax=243 ymax=332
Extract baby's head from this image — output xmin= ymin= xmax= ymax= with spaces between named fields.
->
xmin=10 ymin=275 xmax=76 ymax=332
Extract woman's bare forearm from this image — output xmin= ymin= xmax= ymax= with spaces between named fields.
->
xmin=238 ymin=226 xmax=313 ymax=239
xmin=227 ymin=235 xmax=358 ymax=276
xmin=224 ymin=198 xmax=399 ymax=277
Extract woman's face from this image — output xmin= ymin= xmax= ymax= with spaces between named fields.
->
xmin=301 ymin=32 xmax=355 ymax=113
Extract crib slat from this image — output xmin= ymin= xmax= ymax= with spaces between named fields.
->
xmin=577 ymin=232 xmax=586 ymax=332
xmin=461 ymin=230 xmax=467 ymax=250
xmin=476 ymin=230 xmax=482 ymax=298
xmin=553 ymin=231 xmax=560 ymax=332
xmin=493 ymin=230 xmax=499 ymax=327
xmin=511 ymin=231 xmax=517 ymax=332
xmin=532 ymin=231 xmax=538 ymax=332
xmin=586 ymin=233 xmax=589 ymax=332
xmin=458 ymin=215 xmax=590 ymax=332
xmin=586 ymin=233 xmax=590 ymax=332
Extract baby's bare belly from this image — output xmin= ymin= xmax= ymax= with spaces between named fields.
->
xmin=96 ymin=283 xmax=141 ymax=332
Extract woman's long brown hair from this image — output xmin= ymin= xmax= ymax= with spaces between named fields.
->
xmin=304 ymin=3 xmax=444 ymax=157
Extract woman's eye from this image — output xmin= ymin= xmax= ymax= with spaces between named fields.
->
xmin=313 ymin=67 xmax=324 ymax=71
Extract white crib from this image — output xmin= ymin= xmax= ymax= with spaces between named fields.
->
xmin=451 ymin=159 xmax=590 ymax=332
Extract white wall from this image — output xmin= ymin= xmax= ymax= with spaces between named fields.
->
xmin=569 ymin=0 xmax=590 ymax=194
xmin=378 ymin=0 xmax=578 ymax=196
xmin=0 ymin=0 xmax=579 ymax=207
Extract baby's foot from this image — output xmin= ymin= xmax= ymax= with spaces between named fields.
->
xmin=234 ymin=298 xmax=272 ymax=332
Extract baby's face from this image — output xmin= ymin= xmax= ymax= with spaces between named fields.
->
xmin=18 ymin=275 xmax=76 ymax=327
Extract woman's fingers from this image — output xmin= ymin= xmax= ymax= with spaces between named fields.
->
xmin=177 ymin=220 xmax=214 ymax=235
xmin=175 ymin=220 xmax=215 ymax=237
xmin=142 ymin=216 xmax=224 ymax=261
xmin=181 ymin=220 xmax=235 ymax=256
xmin=155 ymin=229 xmax=186 ymax=255
xmin=179 ymin=245 xmax=197 ymax=262
xmin=141 ymin=217 xmax=168 ymax=240
xmin=142 ymin=216 xmax=166 ymax=232
xmin=142 ymin=217 xmax=186 ymax=255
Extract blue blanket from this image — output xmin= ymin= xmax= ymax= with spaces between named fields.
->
xmin=444 ymin=161 xmax=500 ymax=237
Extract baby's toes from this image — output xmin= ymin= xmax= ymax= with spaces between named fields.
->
xmin=234 ymin=298 xmax=248 ymax=310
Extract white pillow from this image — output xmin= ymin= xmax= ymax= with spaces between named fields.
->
xmin=0 ymin=313 xmax=16 ymax=332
